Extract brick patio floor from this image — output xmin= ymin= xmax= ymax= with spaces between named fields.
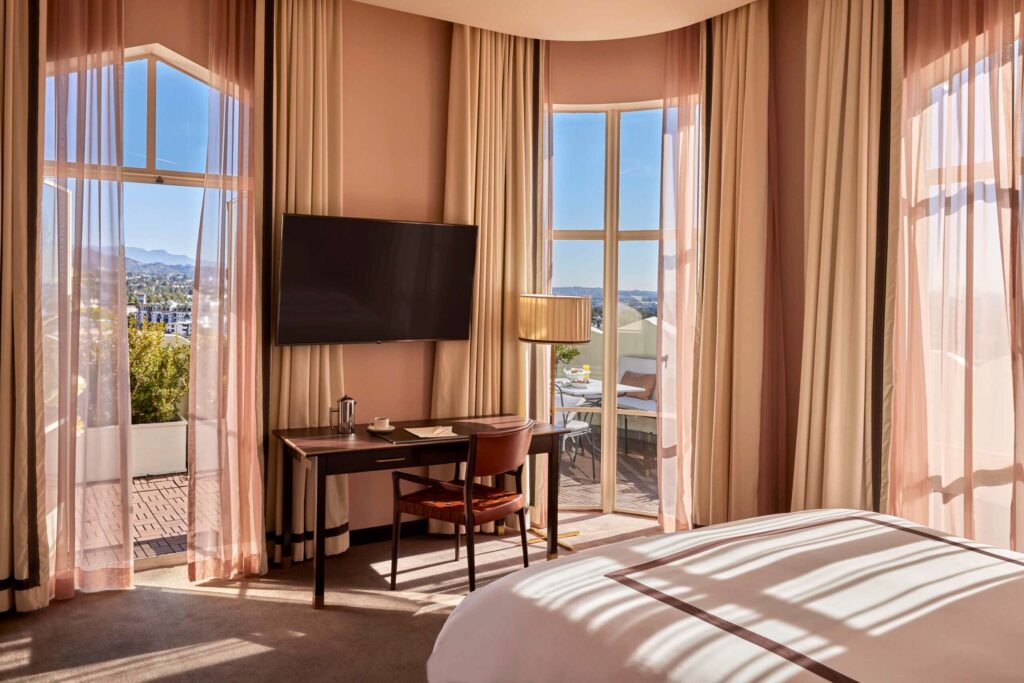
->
xmin=132 ymin=473 xmax=187 ymax=559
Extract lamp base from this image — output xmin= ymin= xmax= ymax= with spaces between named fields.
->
xmin=527 ymin=527 xmax=579 ymax=554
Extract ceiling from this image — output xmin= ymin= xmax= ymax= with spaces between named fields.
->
xmin=354 ymin=0 xmax=755 ymax=41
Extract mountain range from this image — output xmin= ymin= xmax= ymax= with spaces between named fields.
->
xmin=125 ymin=246 xmax=193 ymax=266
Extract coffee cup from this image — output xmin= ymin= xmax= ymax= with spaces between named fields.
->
xmin=372 ymin=417 xmax=390 ymax=430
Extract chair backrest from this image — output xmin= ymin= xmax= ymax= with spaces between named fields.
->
xmin=469 ymin=420 xmax=535 ymax=478
xmin=555 ymin=387 xmax=584 ymax=427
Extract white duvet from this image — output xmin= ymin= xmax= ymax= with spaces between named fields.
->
xmin=428 ymin=509 xmax=1024 ymax=682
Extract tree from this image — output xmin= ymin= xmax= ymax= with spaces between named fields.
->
xmin=128 ymin=318 xmax=190 ymax=424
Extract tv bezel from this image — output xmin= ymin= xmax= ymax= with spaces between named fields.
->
xmin=274 ymin=213 xmax=479 ymax=346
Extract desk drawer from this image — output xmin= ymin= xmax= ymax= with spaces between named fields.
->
xmin=323 ymin=442 xmax=469 ymax=475
xmin=369 ymin=454 xmax=412 ymax=467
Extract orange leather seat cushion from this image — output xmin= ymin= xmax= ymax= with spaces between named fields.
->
xmin=397 ymin=482 xmax=525 ymax=526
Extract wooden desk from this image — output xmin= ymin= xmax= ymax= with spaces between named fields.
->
xmin=273 ymin=415 xmax=569 ymax=609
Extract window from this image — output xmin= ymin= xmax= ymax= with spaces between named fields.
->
xmin=552 ymin=103 xmax=662 ymax=516
xmin=42 ymin=44 xmax=213 ymax=482
xmin=893 ymin=18 xmax=1020 ymax=548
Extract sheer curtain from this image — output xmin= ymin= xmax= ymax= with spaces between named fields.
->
xmin=657 ymin=25 xmax=703 ymax=532
xmin=42 ymin=0 xmax=132 ymax=596
xmin=188 ymin=0 xmax=265 ymax=581
xmin=891 ymin=0 xmax=1024 ymax=550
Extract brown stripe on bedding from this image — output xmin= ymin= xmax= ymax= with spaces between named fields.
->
xmin=609 ymin=573 xmax=859 ymax=683
xmin=605 ymin=513 xmax=1024 ymax=682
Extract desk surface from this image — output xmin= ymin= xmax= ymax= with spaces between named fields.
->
xmin=274 ymin=415 xmax=567 ymax=457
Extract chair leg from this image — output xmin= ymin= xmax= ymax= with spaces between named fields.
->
xmin=466 ymin=518 xmax=476 ymax=592
xmin=624 ymin=415 xmax=630 ymax=459
xmin=390 ymin=507 xmax=401 ymax=591
xmin=517 ymin=508 xmax=529 ymax=568
xmin=591 ymin=432 xmax=598 ymax=480
xmin=454 ymin=524 xmax=461 ymax=560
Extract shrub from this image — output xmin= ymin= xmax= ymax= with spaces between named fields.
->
xmin=128 ymin=318 xmax=190 ymax=424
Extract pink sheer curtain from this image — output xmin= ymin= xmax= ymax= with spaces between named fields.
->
xmin=42 ymin=0 xmax=133 ymax=595
xmin=891 ymin=0 xmax=1024 ymax=550
xmin=657 ymin=25 xmax=703 ymax=532
xmin=187 ymin=0 xmax=265 ymax=580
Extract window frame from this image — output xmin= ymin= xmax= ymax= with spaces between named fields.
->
xmin=551 ymin=100 xmax=662 ymax=516
xmin=43 ymin=43 xmax=217 ymax=190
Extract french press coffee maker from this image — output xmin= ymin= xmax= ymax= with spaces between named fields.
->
xmin=330 ymin=395 xmax=357 ymax=435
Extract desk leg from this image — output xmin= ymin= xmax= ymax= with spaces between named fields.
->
xmin=547 ymin=435 xmax=560 ymax=560
xmin=282 ymin=445 xmax=293 ymax=569
xmin=312 ymin=457 xmax=327 ymax=609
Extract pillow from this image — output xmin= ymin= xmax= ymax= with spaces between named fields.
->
xmin=621 ymin=371 xmax=656 ymax=400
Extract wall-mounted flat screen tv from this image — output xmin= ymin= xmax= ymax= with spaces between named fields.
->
xmin=276 ymin=214 xmax=478 ymax=345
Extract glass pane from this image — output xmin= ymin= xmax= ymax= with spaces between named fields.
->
xmin=124 ymin=182 xmax=201 ymax=320
xmin=155 ymin=61 xmax=209 ymax=173
xmin=553 ymin=112 xmax=605 ymax=230
xmin=44 ymin=74 xmax=78 ymax=163
xmin=124 ymin=59 xmax=147 ymax=168
xmin=619 ymin=109 xmax=662 ymax=231
xmin=553 ymin=239 xmax=603 ymax=508
xmin=615 ymin=241 xmax=659 ymax=514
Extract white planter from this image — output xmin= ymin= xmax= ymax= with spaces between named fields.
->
xmin=131 ymin=419 xmax=187 ymax=477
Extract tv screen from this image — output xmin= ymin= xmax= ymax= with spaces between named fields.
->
xmin=276 ymin=215 xmax=478 ymax=345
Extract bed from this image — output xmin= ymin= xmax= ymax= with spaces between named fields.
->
xmin=428 ymin=509 xmax=1024 ymax=682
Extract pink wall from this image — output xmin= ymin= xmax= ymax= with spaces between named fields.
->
xmin=550 ymin=33 xmax=667 ymax=104
xmin=771 ymin=0 xmax=808 ymax=470
xmin=341 ymin=1 xmax=452 ymax=529
xmin=124 ymin=0 xmax=209 ymax=66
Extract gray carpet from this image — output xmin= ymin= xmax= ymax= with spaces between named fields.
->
xmin=0 ymin=512 xmax=658 ymax=682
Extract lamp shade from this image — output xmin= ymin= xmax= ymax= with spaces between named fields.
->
xmin=518 ymin=294 xmax=591 ymax=344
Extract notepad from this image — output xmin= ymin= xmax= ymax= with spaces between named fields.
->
xmin=405 ymin=426 xmax=457 ymax=439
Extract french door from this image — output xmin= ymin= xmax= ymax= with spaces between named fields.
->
xmin=551 ymin=102 xmax=662 ymax=515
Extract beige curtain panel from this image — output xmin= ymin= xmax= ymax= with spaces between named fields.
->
xmin=430 ymin=25 xmax=544 ymax=532
xmin=0 ymin=0 xmax=49 ymax=613
xmin=265 ymin=0 xmax=349 ymax=564
xmin=432 ymin=24 xmax=537 ymax=421
xmin=691 ymin=0 xmax=784 ymax=526
xmin=791 ymin=0 xmax=885 ymax=512
xmin=890 ymin=0 xmax=1024 ymax=551
xmin=188 ymin=0 xmax=265 ymax=581
xmin=530 ymin=40 xmax=553 ymax=528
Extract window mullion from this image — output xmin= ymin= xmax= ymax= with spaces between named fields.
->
xmin=146 ymin=56 xmax=157 ymax=173
xmin=602 ymin=109 xmax=621 ymax=514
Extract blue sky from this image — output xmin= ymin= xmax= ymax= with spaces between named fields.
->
xmin=124 ymin=59 xmax=208 ymax=256
xmin=45 ymin=59 xmax=209 ymax=258
xmin=552 ymin=109 xmax=661 ymax=293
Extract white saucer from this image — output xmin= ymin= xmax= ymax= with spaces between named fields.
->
xmin=366 ymin=425 xmax=396 ymax=433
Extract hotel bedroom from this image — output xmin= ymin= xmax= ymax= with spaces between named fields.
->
xmin=1 ymin=0 xmax=1021 ymax=681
